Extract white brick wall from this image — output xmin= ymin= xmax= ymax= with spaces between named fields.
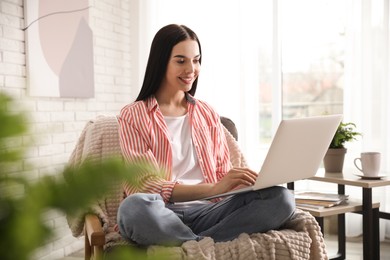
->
xmin=0 ymin=0 xmax=137 ymax=258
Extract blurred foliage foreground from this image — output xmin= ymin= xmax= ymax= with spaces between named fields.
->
xmin=0 ymin=93 xmax=166 ymax=260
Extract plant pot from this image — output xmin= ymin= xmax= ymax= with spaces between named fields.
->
xmin=323 ymin=148 xmax=347 ymax=173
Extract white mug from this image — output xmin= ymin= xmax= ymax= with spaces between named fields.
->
xmin=354 ymin=152 xmax=381 ymax=177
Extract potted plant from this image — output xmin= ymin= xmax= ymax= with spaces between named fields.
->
xmin=323 ymin=122 xmax=361 ymax=172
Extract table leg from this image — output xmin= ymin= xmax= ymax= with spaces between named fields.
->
xmin=362 ymin=188 xmax=378 ymax=260
xmin=318 ymin=213 xmax=344 ymax=260
xmin=373 ymin=207 xmax=380 ymax=259
xmin=337 ymin=213 xmax=346 ymax=259
xmin=337 ymin=185 xmax=346 ymax=259
xmin=315 ymin=217 xmax=324 ymax=232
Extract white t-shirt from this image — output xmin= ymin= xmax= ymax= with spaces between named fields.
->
xmin=164 ymin=114 xmax=210 ymax=209
xmin=164 ymin=114 xmax=204 ymax=184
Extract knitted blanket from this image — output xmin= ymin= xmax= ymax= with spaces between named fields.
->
xmin=147 ymin=208 xmax=327 ymax=260
xmin=66 ymin=115 xmax=328 ymax=260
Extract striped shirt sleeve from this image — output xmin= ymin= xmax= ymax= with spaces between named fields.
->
xmin=118 ymin=102 xmax=176 ymax=202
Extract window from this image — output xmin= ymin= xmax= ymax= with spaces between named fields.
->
xmin=260 ymin=0 xmax=347 ymax=144
xmin=137 ymin=0 xmax=348 ymax=167
xmin=135 ymin=0 xmax=387 ymax=172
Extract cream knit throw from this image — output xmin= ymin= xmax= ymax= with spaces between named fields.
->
xmin=66 ymin=115 xmax=328 ymax=260
xmin=147 ymin=209 xmax=327 ymax=260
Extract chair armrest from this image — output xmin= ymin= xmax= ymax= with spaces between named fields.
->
xmin=85 ymin=214 xmax=105 ymax=246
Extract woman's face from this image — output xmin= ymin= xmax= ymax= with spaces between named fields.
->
xmin=162 ymin=39 xmax=201 ymax=94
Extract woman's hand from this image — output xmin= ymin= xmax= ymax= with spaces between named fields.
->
xmin=170 ymin=167 xmax=258 ymax=202
xmin=213 ymin=167 xmax=258 ymax=195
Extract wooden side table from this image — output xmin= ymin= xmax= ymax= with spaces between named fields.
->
xmin=299 ymin=169 xmax=390 ymax=260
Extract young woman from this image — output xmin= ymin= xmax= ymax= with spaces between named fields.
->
xmin=117 ymin=24 xmax=295 ymax=246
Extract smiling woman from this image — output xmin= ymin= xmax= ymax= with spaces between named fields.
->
xmin=115 ymin=24 xmax=295 ymax=247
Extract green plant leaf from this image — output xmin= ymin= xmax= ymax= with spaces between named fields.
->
xmin=329 ymin=122 xmax=361 ymax=149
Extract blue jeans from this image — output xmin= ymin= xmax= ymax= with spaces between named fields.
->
xmin=117 ymin=186 xmax=295 ymax=246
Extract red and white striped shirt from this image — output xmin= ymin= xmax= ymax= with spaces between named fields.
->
xmin=118 ymin=94 xmax=231 ymax=202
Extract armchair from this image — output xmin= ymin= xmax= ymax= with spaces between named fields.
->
xmin=67 ymin=115 xmax=328 ymax=260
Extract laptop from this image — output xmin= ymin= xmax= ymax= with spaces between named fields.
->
xmin=203 ymin=114 xmax=343 ymax=200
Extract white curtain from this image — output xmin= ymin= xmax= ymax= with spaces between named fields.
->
xmin=344 ymin=0 xmax=390 ymax=239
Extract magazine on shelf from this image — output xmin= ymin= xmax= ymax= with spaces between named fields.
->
xmin=293 ymin=191 xmax=349 ymax=210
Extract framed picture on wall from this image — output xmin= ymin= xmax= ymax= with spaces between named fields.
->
xmin=24 ymin=0 xmax=94 ymax=98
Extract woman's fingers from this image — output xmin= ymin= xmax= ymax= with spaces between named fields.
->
xmin=220 ymin=168 xmax=257 ymax=190
xmin=214 ymin=167 xmax=259 ymax=194
xmin=227 ymin=167 xmax=258 ymax=186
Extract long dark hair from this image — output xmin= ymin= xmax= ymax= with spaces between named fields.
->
xmin=136 ymin=24 xmax=202 ymax=101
